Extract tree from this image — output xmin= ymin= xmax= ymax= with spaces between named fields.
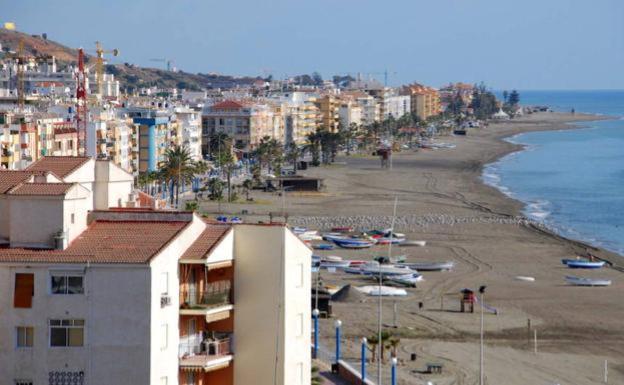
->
xmin=207 ymin=132 xmax=231 ymax=159
xmin=304 ymin=131 xmax=322 ymax=166
xmin=508 ymin=89 xmax=520 ymax=106
xmin=215 ymin=149 xmax=237 ymax=202
xmin=207 ymin=178 xmax=225 ymax=200
xmin=241 ymin=179 xmax=253 ymax=201
xmin=158 ymin=145 xmax=204 ymax=207
xmin=311 ymin=71 xmax=323 ymax=86
xmin=469 ymin=82 xmax=498 ymax=120
xmin=285 ymin=142 xmax=301 ymax=173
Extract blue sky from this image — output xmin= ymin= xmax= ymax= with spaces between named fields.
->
xmin=3 ymin=0 xmax=623 ymax=89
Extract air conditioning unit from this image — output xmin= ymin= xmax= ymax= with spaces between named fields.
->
xmin=160 ymin=295 xmax=171 ymax=308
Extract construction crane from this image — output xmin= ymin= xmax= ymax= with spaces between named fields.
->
xmin=342 ymin=70 xmax=398 ymax=87
xmin=94 ymin=41 xmax=119 ymax=96
xmin=150 ymin=58 xmax=174 ymax=72
xmin=75 ymin=48 xmax=88 ymax=156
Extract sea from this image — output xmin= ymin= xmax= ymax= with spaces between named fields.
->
xmin=484 ymin=90 xmax=624 ymax=257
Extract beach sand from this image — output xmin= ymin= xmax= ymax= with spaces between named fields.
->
xmin=200 ymin=112 xmax=624 ymax=384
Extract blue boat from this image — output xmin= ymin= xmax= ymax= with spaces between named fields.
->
xmin=566 ymin=260 xmax=606 ymax=269
xmin=561 ymin=258 xmax=589 ymax=265
xmin=332 ymin=238 xmax=375 ymax=249
xmin=313 ymin=244 xmax=335 ymax=250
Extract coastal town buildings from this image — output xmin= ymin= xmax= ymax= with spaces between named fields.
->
xmin=272 ymin=92 xmax=319 ymax=145
xmin=201 ymin=100 xmax=284 ymax=154
xmin=338 ymin=99 xmax=363 ymax=128
xmin=401 ymin=83 xmax=441 ymax=120
xmin=174 ymin=106 xmax=202 ymax=161
xmin=312 ymin=95 xmax=341 ymax=132
xmin=0 ymin=155 xmax=312 ymax=385
xmin=126 ymin=107 xmax=173 ymax=173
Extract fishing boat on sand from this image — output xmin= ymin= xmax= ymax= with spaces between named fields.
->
xmin=400 ymin=240 xmax=427 ymax=247
xmin=313 ymin=243 xmax=335 ymax=250
xmin=355 ymin=286 xmax=408 ymax=296
xmin=565 ymin=276 xmax=612 ymax=287
xmin=565 ymin=260 xmax=606 ymax=269
xmin=345 ymin=261 xmax=416 ymax=276
xmin=320 ymin=255 xmax=351 ymax=269
xmin=332 ymin=237 xmax=375 ymax=249
xmin=400 ymin=261 xmax=455 ymax=271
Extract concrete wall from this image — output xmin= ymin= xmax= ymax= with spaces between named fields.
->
xmin=9 ymin=196 xmax=64 ymax=248
xmin=62 ymin=186 xmax=92 ymax=244
xmin=64 ymin=158 xmax=95 ymax=207
xmin=0 ymin=263 xmax=152 ymax=385
xmin=0 ymin=198 xmax=8 ymax=241
xmin=94 ymin=160 xmax=134 ymax=210
xmin=233 ymin=225 xmax=311 ymax=385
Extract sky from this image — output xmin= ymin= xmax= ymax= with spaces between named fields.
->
xmin=2 ymin=0 xmax=624 ymax=89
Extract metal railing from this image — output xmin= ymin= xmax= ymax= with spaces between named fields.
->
xmin=180 ymin=280 xmax=232 ymax=309
xmin=179 ymin=333 xmax=232 ymax=358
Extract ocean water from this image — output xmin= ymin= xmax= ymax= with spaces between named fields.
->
xmin=484 ymin=90 xmax=624 ymax=256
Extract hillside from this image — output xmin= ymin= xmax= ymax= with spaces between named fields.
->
xmin=0 ymin=28 xmax=263 ymax=91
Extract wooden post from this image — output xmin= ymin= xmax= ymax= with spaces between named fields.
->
xmin=604 ymin=359 xmax=608 ymax=383
xmin=527 ymin=319 xmax=531 ymax=347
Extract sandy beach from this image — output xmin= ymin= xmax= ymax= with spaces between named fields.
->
xmin=201 ymin=112 xmax=624 ymax=385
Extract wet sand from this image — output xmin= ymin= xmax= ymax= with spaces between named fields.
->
xmin=200 ymin=112 xmax=624 ymax=384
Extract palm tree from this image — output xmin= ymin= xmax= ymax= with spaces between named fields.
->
xmin=304 ymin=131 xmax=322 ymax=166
xmin=158 ymin=145 xmax=203 ymax=207
xmin=285 ymin=142 xmax=301 ymax=173
xmin=387 ymin=335 xmax=401 ymax=359
xmin=215 ymin=149 xmax=237 ymax=202
xmin=207 ymin=178 xmax=225 ymax=200
xmin=241 ymin=179 xmax=253 ymax=201
xmin=208 ymin=132 xmax=231 ymax=159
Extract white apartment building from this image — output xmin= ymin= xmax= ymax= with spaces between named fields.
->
xmin=173 ymin=107 xmax=202 ymax=161
xmin=338 ymin=100 xmax=363 ymax=129
xmin=0 ymin=156 xmax=311 ymax=385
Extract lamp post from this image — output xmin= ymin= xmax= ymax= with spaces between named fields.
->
xmin=391 ymin=357 xmax=398 ymax=385
xmin=312 ymin=309 xmax=320 ymax=359
xmin=479 ymin=285 xmax=487 ymax=385
xmin=361 ymin=337 xmax=367 ymax=384
xmin=335 ymin=319 xmax=342 ymax=363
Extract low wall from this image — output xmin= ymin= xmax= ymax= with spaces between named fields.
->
xmin=337 ymin=360 xmax=376 ymax=385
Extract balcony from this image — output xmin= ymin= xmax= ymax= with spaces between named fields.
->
xmin=179 ymin=332 xmax=233 ymax=373
xmin=180 ymin=280 xmax=232 ymax=322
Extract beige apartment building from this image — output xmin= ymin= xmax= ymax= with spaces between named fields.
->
xmin=0 ymin=156 xmax=311 ymax=385
xmin=312 ymin=95 xmax=341 ymax=132
xmin=201 ymin=100 xmax=284 ymax=154
xmin=401 ymin=83 xmax=441 ymax=120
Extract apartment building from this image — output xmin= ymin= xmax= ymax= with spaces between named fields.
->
xmin=201 ymin=100 xmax=284 ymax=154
xmin=338 ymin=99 xmax=363 ymax=129
xmin=85 ymin=107 xmax=135 ymax=173
xmin=312 ymin=95 xmax=340 ymax=132
xmin=401 ymin=83 xmax=441 ymax=120
xmin=127 ymin=108 xmax=173 ymax=173
xmin=0 ymin=156 xmax=311 ymax=385
xmin=275 ymin=92 xmax=319 ymax=145
xmin=174 ymin=107 xmax=202 ymax=161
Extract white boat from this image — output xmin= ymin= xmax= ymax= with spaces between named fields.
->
xmin=566 ymin=260 xmax=606 ymax=269
xmin=400 ymin=240 xmax=427 ymax=247
xmin=565 ymin=275 xmax=612 ymax=287
xmin=320 ymin=256 xmax=351 ymax=269
xmin=514 ymin=276 xmax=536 ymax=282
xmin=355 ymin=285 xmax=408 ymax=296
xmin=298 ymin=233 xmax=323 ymax=241
xmin=385 ymin=273 xmax=423 ymax=287
xmin=400 ymin=261 xmax=454 ymax=271
xmin=349 ymin=261 xmax=417 ymax=277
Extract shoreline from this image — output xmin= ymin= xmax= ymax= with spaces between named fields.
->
xmin=477 ymin=113 xmax=624 ymax=268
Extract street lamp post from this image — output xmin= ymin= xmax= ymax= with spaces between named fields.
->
xmin=335 ymin=319 xmax=342 ymax=363
xmin=479 ymin=285 xmax=487 ymax=385
xmin=361 ymin=337 xmax=367 ymax=384
xmin=391 ymin=357 xmax=398 ymax=385
xmin=312 ymin=308 xmax=320 ymax=359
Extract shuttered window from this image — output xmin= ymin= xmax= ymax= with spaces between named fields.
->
xmin=14 ymin=273 xmax=34 ymax=308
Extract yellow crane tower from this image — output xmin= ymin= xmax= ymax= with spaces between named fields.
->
xmin=94 ymin=41 xmax=119 ymax=96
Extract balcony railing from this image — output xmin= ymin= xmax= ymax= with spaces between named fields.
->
xmin=180 ymin=280 xmax=231 ymax=310
xmin=179 ymin=332 xmax=232 ymax=358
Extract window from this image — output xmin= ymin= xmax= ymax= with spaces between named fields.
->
xmin=184 ymin=372 xmax=195 ymax=385
xmin=14 ymin=273 xmax=34 ymax=308
xmin=51 ymin=273 xmax=84 ymax=294
xmin=48 ymin=371 xmax=84 ymax=385
xmin=161 ymin=272 xmax=169 ymax=295
xmin=16 ymin=326 xmax=33 ymax=347
xmin=49 ymin=319 xmax=84 ymax=347
xmin=160 ymin=377 xmax=168 ymax=385
xmin=296 ymin=313 xmax=304 ymax=337
xmin=70 ymin=213 xmax=75 ymax=224
xmin=296 ymin=263 xmax=304 ymax=288
xmin=161 ymin=324 xmax=168 ymax=349
xmin=14 ymin=380 xmax=33 ymax=385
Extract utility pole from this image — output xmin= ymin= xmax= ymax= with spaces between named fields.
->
xmin=479 ymin=285 xmax=487 ymax=385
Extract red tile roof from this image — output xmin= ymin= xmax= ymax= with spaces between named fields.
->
xmin=0 ymin=220 xmax=190 ymax=264
xmin=0 ymin=171 xmax=36 ymax=193
xmin=26 ymin=156 xmax=90 ymax=178
xmin=212 ymin=100 xmax=245 ymax=110
xmin=8 ymin=182 xmax=75 ymax=196
xmin=180 ymin=223 xmax=231 ymax=261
